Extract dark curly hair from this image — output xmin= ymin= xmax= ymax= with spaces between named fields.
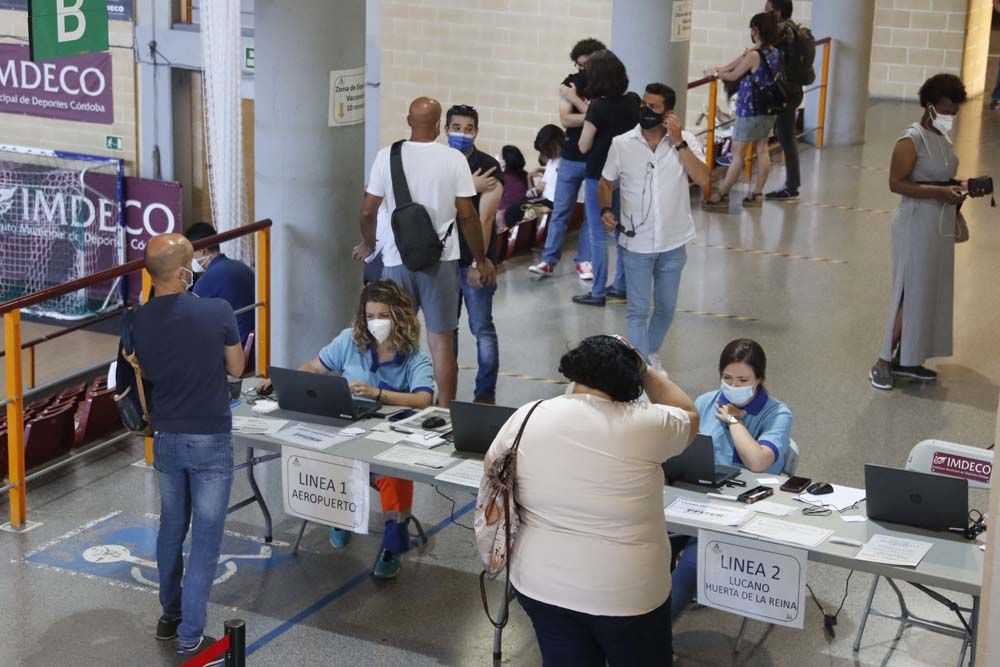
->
xmin=559 ymin=336 xmax=644 ymax=402
xmin=918 ymin=73 xmax=967 ymax=109
xmin=570 ymin=38 xmax=606 ymax=63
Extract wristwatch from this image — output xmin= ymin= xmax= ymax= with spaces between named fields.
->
xmin=675 ymin=141 xmax=689 ymax=152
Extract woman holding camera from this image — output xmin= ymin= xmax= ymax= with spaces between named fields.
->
xmin=869 ymin=74 xmax=983 ymax=390
xmin=486 ymin=335 xmax=697 ymax=665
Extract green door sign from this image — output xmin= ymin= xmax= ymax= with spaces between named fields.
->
xmin=29 ymin=0 xmax=109 ymax=61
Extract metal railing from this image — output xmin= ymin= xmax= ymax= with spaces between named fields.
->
xmin=689 ymin=36 xmax=832 ymax=200
xmin=1 ymin=220 xmax=273 ymax=529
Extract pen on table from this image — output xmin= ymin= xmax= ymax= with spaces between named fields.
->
xmin=725 ymin=479 xmax=747 ymax=487
xmin=829 ymin=537 xmax=863 ymax=547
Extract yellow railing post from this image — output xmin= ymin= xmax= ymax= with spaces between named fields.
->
xmin=817 ymin=41 xmax=832 ymax=149
xmin=4 ymin=310 xmax=27 ymax=528
xmin=26 ymin=346 xmax=35 ymax=390
xmin=140 ymin=268 xmax=154 ymax=465
xmin=257 ymin=227 xmax=271 ymax=378
xmin=743 ymin=143 xmax=754 ymax=182
xmin=704 ymin=79 xmax=718 ymax=201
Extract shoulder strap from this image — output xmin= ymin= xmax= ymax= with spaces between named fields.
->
xmin=390 ymin=140 xmax=413 ymax=207
xmin=121 ymin=308 xmax=151 ymax=422
xmin=502 ymin=400 xmax=544 ymax=468
xmin=757 ymin=48 xmax=775 ymax=79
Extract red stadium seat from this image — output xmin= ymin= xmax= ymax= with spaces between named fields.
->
xmin=24 ymin=406 xmax=75 ymax=469
xmin=74 ymin=387 xmax=121 ymax=447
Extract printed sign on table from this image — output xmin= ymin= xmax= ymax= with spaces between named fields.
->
xmin=282 ymin=445 xmax=370 ymax=534
xmin=697 ymin=529 xmax=808 ymax=629
xmin=931 ymin=451 xmax=992 ymax=485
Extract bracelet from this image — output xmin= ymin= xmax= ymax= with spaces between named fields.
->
xmin=377 ymin=388 xmax=384 ymax=402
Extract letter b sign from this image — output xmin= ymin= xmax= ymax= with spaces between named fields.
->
xmin=29 ymin=0 xmax=109 ymax=62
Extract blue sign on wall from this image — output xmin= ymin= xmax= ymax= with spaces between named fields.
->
xmin=0 ymin=0 xmax=131 ymax=21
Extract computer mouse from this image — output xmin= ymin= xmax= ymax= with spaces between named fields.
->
xmin=806 ymin=482 xmax=834 ymax=495
xmin=422 ymin=416 xmax=447 ymax=430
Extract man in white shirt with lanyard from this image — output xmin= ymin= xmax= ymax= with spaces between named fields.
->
xmin=599 ymin=83 xmax=710 ymax=365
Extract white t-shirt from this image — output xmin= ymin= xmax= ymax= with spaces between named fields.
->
xmin=602 ymin=126 xmax=703 ymax=254
xmin=367 ymin=141 xmax=477 ymax=267
xmin=542 ymin=158 xmax=560 ymax=202
xmin=485 ymin=394 xmax=691 ymax=616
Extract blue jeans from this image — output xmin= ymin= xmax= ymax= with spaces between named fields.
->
xmin=542 ymin=158 xmax=590 ymax=267
xmin=993 ymin=67 xmax=1000 ymax=103
xmin=670 ymin=539 xmax=699 ymax=621
xmin=620 ymin=245 xmax=688 ymax=360
xmin=517 ymin=590 xmax=673 ymax=666
xmin=584 ymin=178 xmax=626 ymax=298
xmin=456 ymin=266 xmax=499 ymax=399
xmin=154 ymin=432 xmax=234 ymax=645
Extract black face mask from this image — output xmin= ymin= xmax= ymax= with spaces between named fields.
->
xmin=638 ymin=107 xmax=664 ymax=130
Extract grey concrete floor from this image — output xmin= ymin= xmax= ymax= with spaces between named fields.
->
xmin=2 ymin=99 xmax=1000 ymax=666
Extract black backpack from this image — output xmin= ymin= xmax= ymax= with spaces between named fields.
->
xmin=780 ymin=20 xmax=816 ymax=86
xmin=113 ymin=307 xmax=153 ymax=436
xmin=752 ymin=48 xmax=791 ymax=115
xmin=389 ymin=140 xmax=453 ymax=272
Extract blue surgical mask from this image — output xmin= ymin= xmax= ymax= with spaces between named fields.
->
xmin=448 ymin=132 xmax=475 ymax=152
xmin=721 ymin=381 xmax=756 ymax=407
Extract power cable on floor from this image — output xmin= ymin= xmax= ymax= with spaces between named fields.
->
xmin=806 ymin=569 xmax=854 ymax=638
xmin=434 ymin=487 xmax=474 ymax=531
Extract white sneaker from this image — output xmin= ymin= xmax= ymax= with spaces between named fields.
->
xmin=576 ymin=262 xmax=594 ymax=281
xmin=529 ymin=262 xmax=554 ymax=277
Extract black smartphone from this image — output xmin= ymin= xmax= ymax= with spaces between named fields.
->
xmin=738 ymin=486 xmax=774 ymax=504
xmin=780 ymin=476 xmax=812 ymax=493
xmin=388 ymin=409 xmax=417 ymax=422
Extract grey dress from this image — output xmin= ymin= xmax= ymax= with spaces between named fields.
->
xmin=879 ymin=123 xmax=958 ymax=366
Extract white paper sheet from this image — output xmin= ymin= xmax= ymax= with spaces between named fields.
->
xmin=274 ymin=424 xmax=352 ymax=451
xmin=856 ymin=535 xmax=933 ymax=568
xmin=251 ymin=399 xmax=280 ymax=414
xmin=747 ymin=500 xmax=795 ymax=517
xmin=232 ymin=416 xmax=289 ymax=437
xmin=434 ymin=459 xmax=484 ymax=488
xmin=367 ymin=431 xmax=409 ymax=445
xmin=664 ymin=498 xmax=750 ymax=526
xmin=841 ymin=515 xmax=867 ymax=523
xmin=402 ymin=432 xmax=447 ymax=449
xmin=757 ymin=477 xmax=782 ymax=485
xmin=795 ymin=485 xmax=866 ymax=512
xmin=739 ymin=516 xmax=833 ymax=548
xmin=374 ymin=445 xmax=457 ymax=470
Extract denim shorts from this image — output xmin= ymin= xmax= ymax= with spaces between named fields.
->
xmin=733 ymin=114 xmax=776 ymax=142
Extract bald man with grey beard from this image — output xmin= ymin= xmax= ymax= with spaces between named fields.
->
xmin=133 ymin=233 xmax=244 ymax=657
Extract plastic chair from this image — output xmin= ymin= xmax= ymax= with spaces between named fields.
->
xmin=24 ymin=406 xmax=75 ymax=469
xmin=852 ymin=440 xmax=988 ymax=667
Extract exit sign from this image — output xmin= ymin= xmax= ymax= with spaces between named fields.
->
xmin=244 ymin=46 xmax=254 ymax=71
xmin=29 ymin=0 xmax=109 ymax=61
xmin=105 ymin=135 xmax=122 ymax=151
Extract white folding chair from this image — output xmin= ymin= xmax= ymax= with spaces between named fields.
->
xmin=852 ymin=440 xmax=991 ymax=667
xmin=734 ymin=438 xmax=800 ymax=652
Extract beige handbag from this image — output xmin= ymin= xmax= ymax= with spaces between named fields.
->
xmin=954 ymin=210 xmax=969 ymax=244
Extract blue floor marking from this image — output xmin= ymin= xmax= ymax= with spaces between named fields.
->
xmin=246 ymin=499 xmax=476 ymax=655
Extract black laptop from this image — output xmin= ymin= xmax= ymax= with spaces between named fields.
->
xmin=269 ymin=366 xmax=381 ymax=421
xmin=448 ymin=401 xmax=518 ymax=455
xmin=864 ymin=464 xmax=969 ymax=533
xmin=663 ymin=434 xmax=741 ymax=487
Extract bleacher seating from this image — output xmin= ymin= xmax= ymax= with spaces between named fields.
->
xmin=74 ymin=385 xmax=120 ymax=448
xmin=24 ymin=404 xmax=75 ymax=469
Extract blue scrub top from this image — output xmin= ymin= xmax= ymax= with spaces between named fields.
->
xmin=318 ymin=329 xmax=434 ymax=396
xmin=694 ymin=387 xmax=793 ymax=475
xmin=193 ymin=254 xmax=255 ymax=345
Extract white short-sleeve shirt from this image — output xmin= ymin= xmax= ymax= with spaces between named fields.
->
xmin=602 ymin=126 xmax=704 ymax=254
xmin=367 ymin=141 xmax=477 ymax=267
xmin=485 ymin=394 xmax=692 ymax=616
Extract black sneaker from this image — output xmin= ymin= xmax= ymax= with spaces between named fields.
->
xmin=869 ymin=363 xmax=893 ymax=391
xmin=890 ymin=364 xmax=937 ymax=382
xmin=765 ymin=188 xmax=799 ymax=201
xmin=176 ymin=636 xmax=224 ymax=665
xmin=155 ymin=616 xmax=181 ymax=641
xmin=572 ymin=293 xmax=606 ymax=307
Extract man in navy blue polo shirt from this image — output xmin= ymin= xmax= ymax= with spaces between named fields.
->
xmin=184 ymin=223 xmax=256 ymax=346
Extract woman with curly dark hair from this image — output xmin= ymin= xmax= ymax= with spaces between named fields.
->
xmin=869 ymin=73 xmax=982 ymax=391
xmin=260 ymin=280 xmax=433 ymax=578
xmin=485 ymin=335 xmax=698 ymax=665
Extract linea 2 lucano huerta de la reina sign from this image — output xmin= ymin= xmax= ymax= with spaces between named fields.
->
xmin=0 ymin=44 xmax=113 ymax=123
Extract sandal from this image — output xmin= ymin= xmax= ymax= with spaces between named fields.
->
xmin=742 ymin=193 xmax=764 ymax=208
xmin=702 ymin=192 xmax=730 ymax=211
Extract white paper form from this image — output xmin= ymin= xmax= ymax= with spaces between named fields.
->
xmin=374 ymin=445 xmax=457 ymax=470
xmin=274 ymin=424 xmax=352 ymax=451
xmin=856 ymin=535 xmax=933 ymax=568
xmin=747 ymin=500 xmax=795 ymax=517
xmin=233 ymin=416 xmax=289 ymax=437
xmin=664 ymin=498 xmax=750 ymax=527
xmin=433 ymin=459 xmax=484 ymax=489
xmin=739 ymin=516 xmax=833 ymax=548
xmin=795 ymin=485 xmax=866 ymax=512
xmin=367 ymin=430 xmax=409 ymax=445
xmin=402 ymin=432 xmax=447 ymax=449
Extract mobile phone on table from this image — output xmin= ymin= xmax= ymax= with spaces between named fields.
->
xmin=780 ymin=476 xmax=812 ymax=493
xmin=388 ymin=409 xmax=417 ymax=422
xmin=738 ymin=486 xmax=773 ymax=504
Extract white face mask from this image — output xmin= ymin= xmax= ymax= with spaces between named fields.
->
xmin=929 ymin=106 xmax=955 ymax=137
xmin=192 ymin=256 xmax=209 ymax=273
xmin=721 ymin=381 xmax=756 ymax=407
xmin=181 ymin=267 xmax=194 ymax=291
xmin=367 ymin=318 xmax=393 ymax=345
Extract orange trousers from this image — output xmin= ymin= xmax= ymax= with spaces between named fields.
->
xmin=373 ymin=476 xmax=413 ymax=518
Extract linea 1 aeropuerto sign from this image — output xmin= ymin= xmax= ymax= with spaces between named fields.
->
xmin=281 ymin=446 xmax=370 ymax=533
xmin=696 ymin=530 xmax=808 ymax=629
xmin=0 ymin=44 xmax=113 ymax=123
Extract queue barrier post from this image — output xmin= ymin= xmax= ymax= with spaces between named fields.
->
xmin=703 ymin=78 xmax=718 ymax=201
xmin=4 ymin=309 xmax=27 ymax=528
xmin=256 ymin=227 xmax=271 ymax=379
xmin=817 ymin=40 xmax=832 ymax=149
xmin=225 ymin=619 xmax=246 ymax=667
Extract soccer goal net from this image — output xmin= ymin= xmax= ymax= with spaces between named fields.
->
xmin=0 ymin=144 xmax=125 ymax=320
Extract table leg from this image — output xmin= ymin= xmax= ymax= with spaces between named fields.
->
xmin=292 ymin=519 xmax=309 ymax=555
xmin=969 ymin=595 xmax=979 ymax=666
xmin=245 ymin=446 xmax=273 ymax=543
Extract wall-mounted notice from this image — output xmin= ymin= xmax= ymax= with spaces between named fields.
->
xmin=328 ymin=66 xmax=365 ymax=127
xmin=672 ymin=1 xmax=692 ymax=42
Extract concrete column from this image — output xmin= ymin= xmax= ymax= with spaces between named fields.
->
xmin=611 ymin=0 xmax=691 ymax=121
xmin=804 ymin=0 xmax=876 ymax=147
xmin=256 ymin=0 xmax=366 ymax=366
xmin=365 ymin=0 xmax=382 ymax=177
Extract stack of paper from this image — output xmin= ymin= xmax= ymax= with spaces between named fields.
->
xmin=739 ymin=515 xmax=833 ymax=548
xmin=856 ymin=535 xmax=933 ymax=568
xmin=434 ymin=459 xmax=484 ymax=488
xmin=795 ymin=485 xmax=866 ymax=512
xmin=402 ymin=432 xmax=446 ymax=449
xmin=664 ymin=498 xmax=749 ymax=526
xmin=233 ymin=416 xmax=289 ymax=437
xmin=374 ymin=445 xmax=456 ymax=470
xmin=274 ymin=424 xmax=352 ymax=451
xmin=746 ymin=500 xmax=795 ymax=517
